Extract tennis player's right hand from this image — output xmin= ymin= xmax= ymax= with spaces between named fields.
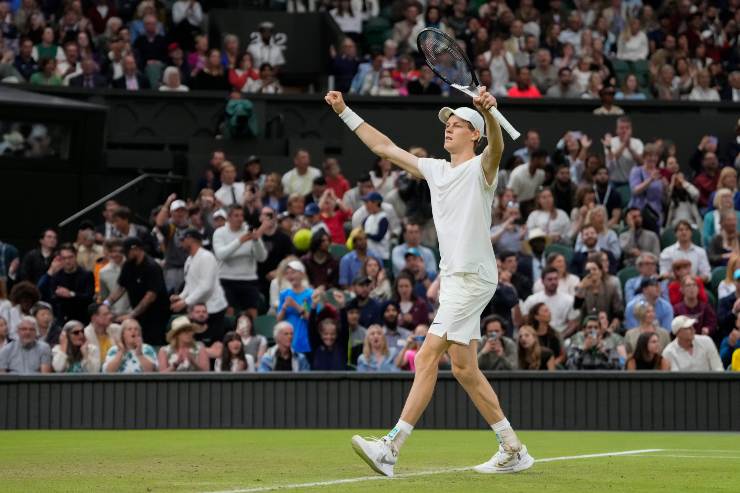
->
xmin=325 ymin=91 xmax=347 ymax=114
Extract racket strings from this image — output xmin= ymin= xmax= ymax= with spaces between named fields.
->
xmin=417 ymin=29 xmax=474 ymax=87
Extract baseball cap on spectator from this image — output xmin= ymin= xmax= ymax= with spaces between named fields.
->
xmin=405 ymin=247 xmax=421 ymax=258
xmin=361 ymin=191 xmax=383 ymax=203
xmin=123 ymin=236 xmax=144 ymax=253
xmin=671 ymin=315 xmax=696 ymax=335
xmin=259 ymin=21 xmax=275 ymax=30
xmin=286 ymin=259 xmax=306 ymax=273
xmin=170 ymin=200 xmax=187 ymax=212
xmin=352 ymin=275 xmax=372 ymax=286
xmin=212 ymin=209 xmax=227 ymax=221
xmin=246 ymin=155 xmax=260 ymax=165
xmin=183 ymin=229 xmax=203 ymax=241
xmin=304 ymin=203 xmax=320 ymax=217
xmin=167 ymin=42 xmax=180 ymax=53
xmin=636 ymin=276 xmax=660 ymax=294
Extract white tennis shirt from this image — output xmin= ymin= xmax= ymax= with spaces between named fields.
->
xmin=418 ymin=154 xmax=499 ymax=284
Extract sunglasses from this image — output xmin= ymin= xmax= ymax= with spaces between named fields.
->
xmin=70 ymin=330 xmax=83 ymax=335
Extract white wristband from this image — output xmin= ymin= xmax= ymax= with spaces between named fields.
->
xmin=338 ymin=107 xmax=364 ymax=132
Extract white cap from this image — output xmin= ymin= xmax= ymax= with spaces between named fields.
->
xmin=286 ymin=260 xmax=305 ymax=274
xmin=212 ymin=209 xmax=227 ymax=220
xmin=438 ymin=107 xmax=485 ymax=141
xmin=671 ymin=315 xmax=696 ymax=335
xmin=170 ymin=200 xmax=187 ymax=212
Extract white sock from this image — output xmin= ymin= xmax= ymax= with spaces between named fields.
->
xmin=386 ymin=419 xmax=414 ymax=453
xmin=491 ymin=418 xmax=521 ymax=450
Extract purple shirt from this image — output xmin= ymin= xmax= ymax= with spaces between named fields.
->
xmin=629 ymin=166 xmax=664 ymax=222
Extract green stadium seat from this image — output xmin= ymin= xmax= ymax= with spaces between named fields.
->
xmin=633 ymin=60 xmax=650 ymax=87
xmin=660 ymin=227 xmax=702 ymax=250
xmin=254 ymin=314 xmax=277 ymax=339
xmin=362 ymin=17 xmax=391 ymax=53
xmin=710 ymin=266 xmax=727 ymax=295
xmin=616 ymin=184 xmax=631 ymax=209
xmin=707 ymin=291 xmax=717 ymax=308
xmin=329 ymin=244 xmax=349 ymax=260
xmin=617 ymin=266 xmax=638 ymax=293
xmin=544 ymin=243 xmax=574 ymax=265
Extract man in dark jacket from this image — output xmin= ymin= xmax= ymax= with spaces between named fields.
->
xmin=37 ymin=244 xmax=95 ymax=324
xmin=19 ymin=228 xmax=58 ymax=284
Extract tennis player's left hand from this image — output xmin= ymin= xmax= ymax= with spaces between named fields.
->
xmin=472 ymin=87 xmax=497 ymax=113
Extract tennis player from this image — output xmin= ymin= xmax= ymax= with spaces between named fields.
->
xmin=324 ymin=89 xmax=534 ymax=476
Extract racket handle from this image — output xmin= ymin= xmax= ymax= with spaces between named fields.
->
xmin=488 ymin=106 xmax=520 ymax=141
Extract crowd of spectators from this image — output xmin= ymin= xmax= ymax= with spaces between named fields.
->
xmin=0 ymin=1 xmax=736 ymax=103
xmin=2 ymin=111 xmax=740 ymax=374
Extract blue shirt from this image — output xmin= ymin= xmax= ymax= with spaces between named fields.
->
xmin=356 ymin=349 xmax=399 ymax=372
xmin=719 ymin=335 xmax=740 ymax=368
xmin=624 ymin=295 xmax=674 ymax=331
xmin=624 ymin=276 xmax=670 ymax=305
xmin=278 ymin=287 xmax=314 ymax=354
xmin=339 ymin=251 xmax=382 ymax=287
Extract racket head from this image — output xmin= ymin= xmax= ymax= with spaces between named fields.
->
xmin=416 ymin=27 xmax=479 ymax=89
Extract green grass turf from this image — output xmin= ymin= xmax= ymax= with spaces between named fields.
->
xmin=0 ymin=430 xmax=738 ymax=492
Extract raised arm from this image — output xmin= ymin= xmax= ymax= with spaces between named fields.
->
xmin=472 ymin=87 xmax=503 ymax=186
xmin=324 ymin=91 xmax=423 ymax=180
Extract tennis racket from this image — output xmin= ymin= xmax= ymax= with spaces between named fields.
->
xmin=417 ymin=27 xmax=521 ymax=141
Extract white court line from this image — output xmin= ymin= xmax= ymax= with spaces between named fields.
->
xmin=637 ymin=454 xmax=740 ymax=460
xmin=203 ymin=448 xmax=664 ymax=493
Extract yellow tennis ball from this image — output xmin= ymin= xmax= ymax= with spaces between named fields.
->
xmin=293 ymin=228 xmax=312 ymax=252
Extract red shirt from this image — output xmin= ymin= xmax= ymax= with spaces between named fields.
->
xmin=507 ymin=85 xmax=542 ymax=98
xmin=668 ymin=276 xmax=708 ymax=305
xmin=325 ymin=175 xmax=350 ymax=199
xmin=228 ymin=68 xmax=259 ymax=91
xmin=321 ymin=209 xmax=352 ymax=244
xmin=692 ymin=172 xmax=719 ymax=208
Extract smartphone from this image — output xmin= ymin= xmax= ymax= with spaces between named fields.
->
xmin=489 ymin=333 xmax=498 ymax=341
xmin=413 ymin=336 xmax=426 ymax=343
xmin=708 ymin=136 xmax=718 ymax=147
xmin=590 ymin=330 xmax=598 ymax=339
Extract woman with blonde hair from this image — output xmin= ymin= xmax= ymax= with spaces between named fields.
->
xmin=356 ymin=324 xmax=398 ymax=372
xmin=517 ymin=325 xmax=555 ymax=370
xmin=703 ymin=188 xmax=740 ymax=247
xmin=719 ymin=254 xmax=740 ymax=300
xmin=707 ymin=167 xmax=740 ymax=211
xmin=616 ymin=17 xmax=648 ymax=61
xmin=624 ymin=302 xmax=670 ymax=354
xmin=103 ymin=319 xmax=157 ymax=373
xmin=575 ymin=205 xmax=621 ymax=259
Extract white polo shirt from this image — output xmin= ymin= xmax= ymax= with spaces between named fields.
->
xmin=662 ymin=335 xmax=724 ymax=371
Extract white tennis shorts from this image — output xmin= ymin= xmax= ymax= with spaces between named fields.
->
xmin=428 ymin=273 xmax=497 ymax=345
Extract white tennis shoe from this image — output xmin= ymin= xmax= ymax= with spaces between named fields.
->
xmin=351 ymin=435 xmax=397 ymax=477
xmin=473 ymin=444 xmax=534 ymax=474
